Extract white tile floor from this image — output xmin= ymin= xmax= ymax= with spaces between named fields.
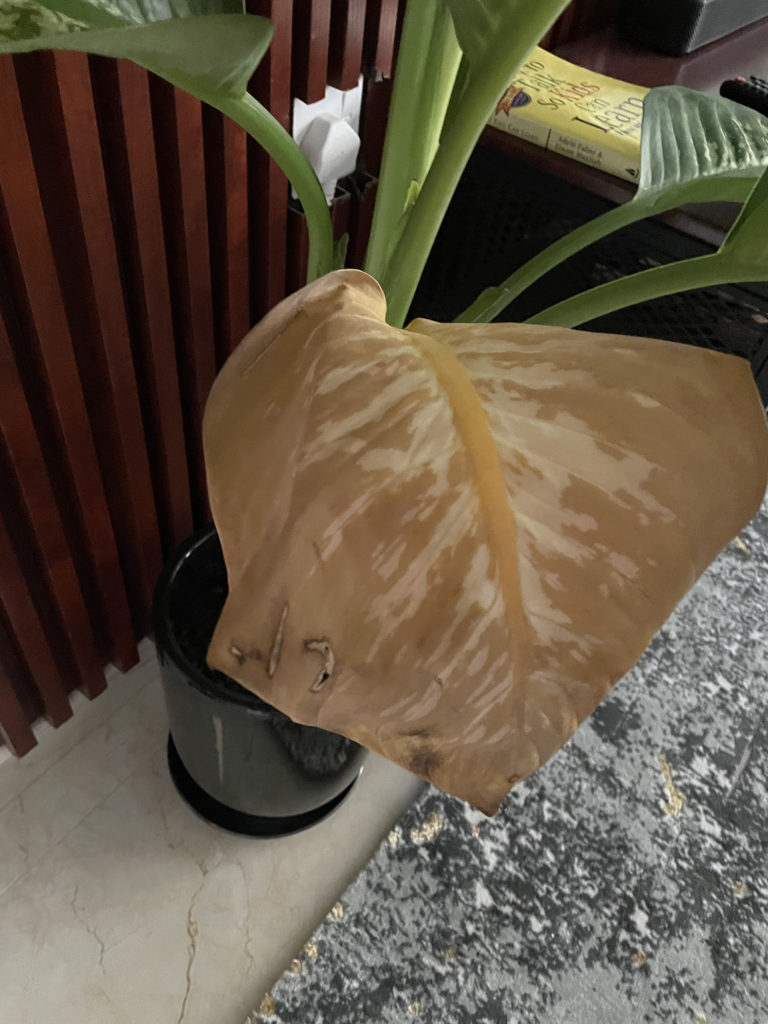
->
xmin=0 ymin=644 xmax=423 ymax=1024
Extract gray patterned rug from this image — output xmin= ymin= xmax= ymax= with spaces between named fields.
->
xmin=251 ymin=491 xmax=768 ymax=1024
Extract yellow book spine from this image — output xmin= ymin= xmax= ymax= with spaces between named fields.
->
xmin=489 ymin=47 xmax=648 ymax=183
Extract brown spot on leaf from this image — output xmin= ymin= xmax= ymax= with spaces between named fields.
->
xmin=407 ymin=746 xmax=441 ymax=779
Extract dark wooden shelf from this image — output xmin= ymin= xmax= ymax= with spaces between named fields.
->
xmin=481 ymin=15 xmax=768 ymax=246
xmin=557 ymin=17 xmax=768 ymax=93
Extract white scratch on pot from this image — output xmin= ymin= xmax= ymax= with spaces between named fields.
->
xmin=212 ymin=715 xmax=225 ymax=785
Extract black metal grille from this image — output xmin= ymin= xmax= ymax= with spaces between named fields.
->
xmin=412 ymin=145 xmax=768 ymax=402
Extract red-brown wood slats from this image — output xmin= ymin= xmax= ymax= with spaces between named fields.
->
xmin=0 ymin=55 xmax=138 ymax=677
xmin=0 ymin=611 xmax=39 ymax=757
xmin=248 ymin=0 xmax=294 ymax=318
xmin=329 ymin=0 xmax=368 ymax=91
xmin=149 ymin=81 xmax=219 ymax=523
xmin=0 ymin=304 xmax=100 ymax=714
xmin=346 ymin=172 xmax=378 ymax=269
xmin=0 ymin=515 xmax=74 ymax=735
xmin=0 ymin=1 xmax=410 ymax=756
xmin=292 ymin=0 xmax=333 ymax=104
xmin=89 ymin=58 xmax=194 ymax=557
xmin=203 ymin=109 xmax=252 ymax=367
xmin=14 ymin=51 xmax=163 ymax=634
xmin=363 ymin=0 xmax=401 ymax=77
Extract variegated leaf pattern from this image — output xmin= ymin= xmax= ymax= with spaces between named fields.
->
xmin=204 ymin=271 xmax=768 ymax=813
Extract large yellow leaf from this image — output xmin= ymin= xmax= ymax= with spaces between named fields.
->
xmin=203 ymin=270 xmax=768 ymax=813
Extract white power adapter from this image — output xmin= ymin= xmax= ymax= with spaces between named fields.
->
xmin=292 ymin=78 xmax=363 ymax=204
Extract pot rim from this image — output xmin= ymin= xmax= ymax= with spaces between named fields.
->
xmin=152 ymin=526 xmax=273 ymax=716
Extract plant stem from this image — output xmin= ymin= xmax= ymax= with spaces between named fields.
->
xmin=454 ymin=177 xmax=759 ymax=323
xmin=379 ymin=61 xmax=510 ymax=327
xmin=213 ymin=91 xmax=334 ymax=283
xmin=455 ymin=203 xmax=641 ymax=323
xmin=363 ymin=0 xmax=459 ymax=284
xmin=526 ymin=252 xmax=755 ymax=327
xmin=380 ymin=5 xmax=568 ymax=328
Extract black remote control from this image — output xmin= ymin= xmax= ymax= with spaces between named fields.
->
xmin=720 ymin=76 xmax=768 ymax=118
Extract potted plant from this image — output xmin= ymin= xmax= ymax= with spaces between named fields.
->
xmin=3 ymin=0 xmax=768 ymax=823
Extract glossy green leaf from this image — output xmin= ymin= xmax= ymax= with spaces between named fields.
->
xmin=0 ymin=0 xmax=273 ymax=97
xmin=638 ymin=86 xmax=768 ymax=209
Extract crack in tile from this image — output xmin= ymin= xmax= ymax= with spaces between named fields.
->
xmin=70 ymin=885 xmax=106 ymax=971
xmin=177 ymin=864 xmax=209 ymax=1024
xmin=234 ymin=857 xmax=257 ymax=974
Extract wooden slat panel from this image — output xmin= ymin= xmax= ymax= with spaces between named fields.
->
xmin=359 ymin=75 xmax=392 ymax=177
xmin=0 ymin=55 xmax=137 ymax=674
xmin=248 ymin=0 xmax=293 ymax=316
xmin=0 ymin=307 xmax=100 ymax=713
xmin=0 ymin=534 xmax=75 ymax=728
xmin=363 ymin=0 xmax=400 ymax=77
xmin=53 ymin=51 xmax=162 ymax=621
xmin=329 ymin=0 xmax=367 ymax=91
xmin=203 ymin=108 xmax=252 ymax=366
xmin=0 ymin=613 xmax=38 ymax=757
xmin=150 ymin=80 xmax=218 ymax=524
xmin=90 ymin=57 xmax=193 ymax=556
xmin=0 ymin=4 xmax=407 ymax=751
xmin=346 ymin=172 xmax=377 ymax=269
xmin=330 ymin=184 xmax=352 ymax=244
xmin=292 ymin=0 xmax=333 ymax=103
xmin=0 ymin=512 xmax=75 ymax=727
xmin=14 ymin=52 xmax=162 ymax=632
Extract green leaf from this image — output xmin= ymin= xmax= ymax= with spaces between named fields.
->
xmin=719 ymin=164 xmax=768 ymax=268
xmin=333 ymin=232 xmax=349 ymax=271
xmin=0 ymin=0 xmax=273 ymax=97
xmin=456 ymin=86 xmax=768 ymax=323
xmin=442 ymin=0 xmax=528 ymax=68
xmin=637 ymin=86 xmax=768 ymax=209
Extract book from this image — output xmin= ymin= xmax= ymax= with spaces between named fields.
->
xmin=489 ymin=48 xmax=648 ymax=182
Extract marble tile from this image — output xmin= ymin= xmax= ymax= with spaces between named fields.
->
xmin=0 ymin=714 xmax=422 ymax=1024
xmin=0 ymin=638 xmax=157 ymax=810
xmin=0 ymin=672 xmax=167 ymax=897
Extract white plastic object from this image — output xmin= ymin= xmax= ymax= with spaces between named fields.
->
xmin=298 ymin=114 xmax=361 ymax=203
xmin=292 ymin=77 xmax=363 ymax=204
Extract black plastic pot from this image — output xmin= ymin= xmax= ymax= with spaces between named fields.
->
xmin=153 ymin=528 xmax=365 ymax=836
